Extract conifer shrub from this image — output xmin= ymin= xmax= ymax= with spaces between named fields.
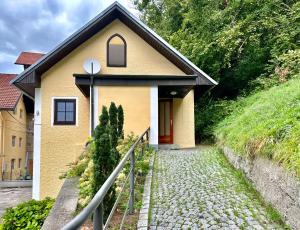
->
xmin=117 ymin=105 xmax=124 ymax=139
xmin=109 ymin=102 xmax=119 ymax=162
xmin=92 ymin=105 xmax=116 ymax=218
xmin=62 ymin=101 xmax=153 ymax=221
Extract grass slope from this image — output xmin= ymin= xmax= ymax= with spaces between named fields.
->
xmin=215 ymin=77 xmax=300 ymax=177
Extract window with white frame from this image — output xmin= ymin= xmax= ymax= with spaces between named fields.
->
xmin=53 ymin=99 xmax=76 ymax=125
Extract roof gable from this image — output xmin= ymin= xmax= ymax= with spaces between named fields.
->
xmin=12 ymin=1 xmax=217 ymax=97
xmin=0 ymin=74 xmax=21 ymax=110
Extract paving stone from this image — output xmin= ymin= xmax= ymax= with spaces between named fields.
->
xmin=149 ymin=148 xmax=285 ymax=229
xmin=137 ymin=220 xmax=148 ymax=228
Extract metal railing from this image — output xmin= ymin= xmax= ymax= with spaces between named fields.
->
xmin=63 ymin=127 xmax=150 ymax=230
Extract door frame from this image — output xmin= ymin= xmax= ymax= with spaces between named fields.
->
xmin=158 ymin=99 xmax=173 ymax=144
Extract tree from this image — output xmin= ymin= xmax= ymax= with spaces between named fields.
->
xmin=135 ymin=0 xmax=300 ymax=141
xmin=117 ymin=105 xmax=124 ymax=139
xmin=92 ymin=106 xmax=116 ymax=219
xmin=109 ymin=102 xmax=119 ymax=162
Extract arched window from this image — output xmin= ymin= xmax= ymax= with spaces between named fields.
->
xmin=107 ymin=34 xmax=127 ymax=67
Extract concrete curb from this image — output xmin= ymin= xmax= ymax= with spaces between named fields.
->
xmin=137 ymin=154 xmax=155 ymax=230
xmin=42 ymin=177 xmax=79 ymax=230
xmin=222 ymin=146 xmax=300 ymax=230
xmin=0 ymin=180 xmax=32 ymax=188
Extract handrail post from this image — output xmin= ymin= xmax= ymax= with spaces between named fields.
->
xmin=141 ymin=137 xmax=144 ymax=156
xmin=146 ymin=130 xmax=149 ymax=142
xmin=129 ymin=150 xmax=135 ymax=214
xmin=93 ymin=202 xmax=104 ymax=230
xmin=146 ymin=129 xmax=149 ymax=147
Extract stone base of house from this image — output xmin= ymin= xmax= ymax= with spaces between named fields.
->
xmin=158 ymin=144 xmax=180 ymax=150
xmin=0 ymin=180 xmax=32 ymax=188
xmin=222 ymin=146 xmax=300 ymax=230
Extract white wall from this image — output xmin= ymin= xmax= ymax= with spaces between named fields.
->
xmin=33 ymin=88 xmax=41 ymax=200
xmin=150 ymin=86 xmax=158 ymax=148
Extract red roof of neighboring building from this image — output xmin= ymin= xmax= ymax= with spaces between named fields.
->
xmin=0 ymin=74 xmax=21 ymax=110
xmin=15 ymin=52 xmax=44 ymax=66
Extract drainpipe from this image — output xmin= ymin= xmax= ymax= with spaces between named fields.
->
xmin=91 ymin=75 xmax=94 ymax=136
xmin=90 ymin=61 xmax=95 ymax=136
xmin=0 ymin=113 xmax=4 ymax=180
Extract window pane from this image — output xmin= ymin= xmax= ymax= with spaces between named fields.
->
xmin=57 ymin=102 xmax=65 ymax=111
xmin=159 ymin=103 xmax=165 ymax=136
xmin=11 ymin=159 xmax=15 ymax=169
xmin=66 ymin=112 xmax=74 ymax=122
xmin=109 ymin=44 xmax=125 ymax=66
xmin=54 ymin=99 xmax=76 ymax=125
xmin=12 ymin=136 xmax=16 ymax=146
xmin=57 ymin=112 xmax=65 ymax=121
xmin=165 ymin=102 xmax=170 ymax=135
xmin=66 ymin=102 xmax=74 ymax=112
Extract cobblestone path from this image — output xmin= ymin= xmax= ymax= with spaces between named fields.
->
xmin=150 ymin=148 xmax=285 ymax=229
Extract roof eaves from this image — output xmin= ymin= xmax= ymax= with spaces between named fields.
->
xmin=11 ymin=2 xmax=119 ymax=86
xmin=116 ymin=3 xmax=218 ymax=85
xmin=11 ymin=1 xmax=217 ymax=86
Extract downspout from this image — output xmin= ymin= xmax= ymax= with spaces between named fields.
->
xmin=0 ymin=112 xmax=4 ymax=180
xmin=90 ymin=74 xmax=94 ymax=136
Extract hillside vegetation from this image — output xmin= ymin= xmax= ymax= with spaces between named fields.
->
xmin=135 ymin=0 xmax=300 ymax=140
xmin=135 ymin=0 xmax=300 ymax=174
xmin=215 ymin=77 xmax=300 ymax=176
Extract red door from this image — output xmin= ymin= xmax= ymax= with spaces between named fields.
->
xmin=159 ymin=100 xmax=173 ymax=144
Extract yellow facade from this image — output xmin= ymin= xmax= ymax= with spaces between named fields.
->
xmin=97 ymin=86 xmax=150 ymax=136
xmin=173 ymin=90 xmax=195 ymax=148
xmin=39 ymin=19 xmax=195 ymax=198
xmin=0 ymin=98 xmax=27 ymax=180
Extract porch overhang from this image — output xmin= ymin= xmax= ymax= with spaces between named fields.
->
xmin=74 ymin=74 xmax=197 ymax=97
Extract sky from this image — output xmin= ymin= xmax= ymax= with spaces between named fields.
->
xmin=0 ymin=0 xmax=137 ymax=74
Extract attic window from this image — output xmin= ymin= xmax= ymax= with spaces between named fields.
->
xmin=107 ymin=34 xmax=126 ymax=67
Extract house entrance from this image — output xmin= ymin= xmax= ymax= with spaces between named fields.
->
xmin=159 ymin=99 xmax=173 ymax=144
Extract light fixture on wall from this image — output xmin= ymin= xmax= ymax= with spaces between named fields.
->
xmin=170 ymin=91 xmax=178 ymax=96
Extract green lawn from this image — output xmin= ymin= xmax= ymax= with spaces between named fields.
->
xmin=215 ymin=76 xmax=300 ymax=177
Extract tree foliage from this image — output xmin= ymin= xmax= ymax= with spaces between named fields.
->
xmin=92 ymin=105 xmax=115 ymax=219
xmin=117 ymin=105 xmax=124 ymax=139
xmin=109 ymin=102 xmax=119 ymax=162
xmin=135 ymin=0 xmax=300 ymax=141
xmin=91 ymin=102 xmax=125 ymax=219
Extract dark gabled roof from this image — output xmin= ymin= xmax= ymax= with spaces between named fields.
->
xmin=11 ymin=1 xmax=217 ymax=97
xmin=15 ymin=52 xmax=44 ymax=66
xmin=0 ymin=73 xmax=21 ymax=110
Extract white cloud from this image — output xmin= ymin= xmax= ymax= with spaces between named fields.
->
xmin=5 ymin=42 xmax=16 ymax=51
xmin=0 ymin=0 xmax=138 ymax=73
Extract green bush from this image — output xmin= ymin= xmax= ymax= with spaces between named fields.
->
xmin=116 ymin=132 xmax=154 ymax=177
xmin=1 ymin=198 xmax=54 ymax=230
xmin=195 ymin=97 xmax=234 ymax=143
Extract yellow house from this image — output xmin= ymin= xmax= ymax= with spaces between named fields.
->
xmin=12 ymin=2 xmax=217 ymax=199
xmin=0 ymin=74 xmax=33 ymax=180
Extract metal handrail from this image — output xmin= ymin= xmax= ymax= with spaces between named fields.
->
xmin=63 ymin=127 xmax=150 ymax=230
